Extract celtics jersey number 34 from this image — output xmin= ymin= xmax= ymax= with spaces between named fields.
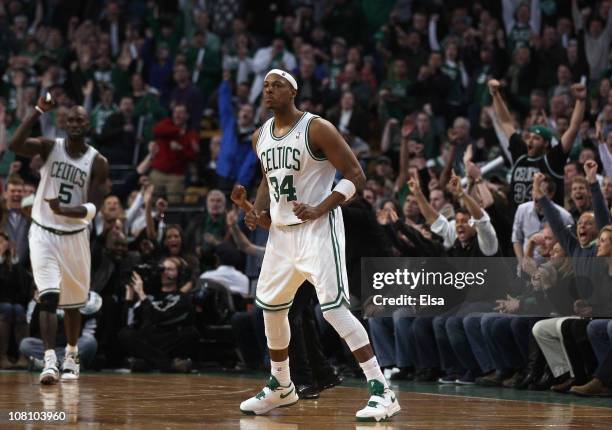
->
xmin=256 ymin=112 xmax=336 ymax=227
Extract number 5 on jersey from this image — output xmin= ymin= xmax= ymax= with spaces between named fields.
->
xmin=58 ymin=183 xmax=74 ymax=204
xmin=270 ymin=175 xmax=297 ymax=202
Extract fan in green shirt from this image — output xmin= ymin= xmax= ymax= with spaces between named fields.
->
xmin=130 ymin=73 xmax=167 ymax=144
xmin=184 ymin=32 xmax=222 ymax=104
xmin=379 ymin=58 xmax=415 ymax=121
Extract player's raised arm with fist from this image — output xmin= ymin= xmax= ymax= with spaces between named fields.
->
xmin=9 ymin=93 xmax=56 ymax=159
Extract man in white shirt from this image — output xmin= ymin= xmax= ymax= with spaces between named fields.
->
xmin=512 ymin=175 xmax=573 ymax=265
xmin=200 ymin=242 xmax=249 ymax=296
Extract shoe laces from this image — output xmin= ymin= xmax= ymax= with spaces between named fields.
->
xmin=255 ymin=376 xmax=283 ymax=400
xmin=44 ymin=355 xmax=57 ymax=367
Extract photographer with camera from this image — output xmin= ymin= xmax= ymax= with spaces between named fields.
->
xmin=118 ymin=257 xmax=200 ymax=373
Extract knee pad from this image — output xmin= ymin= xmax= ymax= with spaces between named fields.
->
xmin=263 ymin=309 xmax=290 ymax=350
xmin=322 ymin=306 xmax=369 ymax=351
xmin=39 ymin=293 xmax=60 ymax=313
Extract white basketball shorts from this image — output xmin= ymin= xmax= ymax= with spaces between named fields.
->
xmin=29 ymin=223 xmax=91 ymax=309
xmin=256 ymin=207 xmax=350 ymax=312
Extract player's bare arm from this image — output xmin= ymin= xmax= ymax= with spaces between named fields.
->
xmin=9 ymin=95 xmax=55 ymax=160
xmin=487 ymin=79 xmax=515 ymax=139
xmin=292 ymin=117 xmax=365 ymax=221
xmin=560 ymin=83 xmax=586 ymax=153
xmin=45 ymin=154 xmax=109 ymax=219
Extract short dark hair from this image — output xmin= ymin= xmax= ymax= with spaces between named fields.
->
xmin=455 ymin=207 xmax=470 ymax=217
xmin=6 ymin=175 xmax=24 ymax=187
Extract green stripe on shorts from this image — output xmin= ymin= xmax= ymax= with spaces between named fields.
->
xmin=255 ymin=296 xmax=294 ymax=311
xmin=320 ymin=210 xmax=347 ymax=309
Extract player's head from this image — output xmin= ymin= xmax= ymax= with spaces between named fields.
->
xmin=262 ymin=69 xmax=298 ymax=111
xmin=526 ymin=125 xmax=552 ymax=157
xmin=65 ymin=105 xmax=90 ymax=140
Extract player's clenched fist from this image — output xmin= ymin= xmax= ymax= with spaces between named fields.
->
xmin=44 ymin=197 xmax=62 ymax=215
xmin=292 ymin=202 xmax=322 ymax=221
xmin=231 ymin=185 xmax=249 ymax=211
xmin=245 ymin=209 xmax=259 ymax=230
xmin=36 ymin=93 xmax=55 ymax=112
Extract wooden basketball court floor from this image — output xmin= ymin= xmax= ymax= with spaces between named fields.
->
xmin=1 ymin=371 xmax=611 ymax=429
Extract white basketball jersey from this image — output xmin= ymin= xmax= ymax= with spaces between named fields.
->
xmin=256 ymin=112 xmax=336 ymax=226
xmin=32 ymin=138 xmax=98 ymax=231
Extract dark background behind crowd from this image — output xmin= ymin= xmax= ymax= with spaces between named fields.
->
xmin=1 ymin=0 xmax=612 ymax=398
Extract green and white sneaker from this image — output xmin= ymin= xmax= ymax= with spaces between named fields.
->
xmin=240 ymin=376 xmax=298 ymax=415
xmin=61 ymin=353 xmax=80 ymax=381
xmin=355 ymin=380 xmax=401 ymax=422
xmin=40 ymin=354 xmax=59 ymax=385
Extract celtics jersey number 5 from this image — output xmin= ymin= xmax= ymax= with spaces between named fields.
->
xmin=257 ymin=112 xmax=337 ymax=227
xmin=32 ymin=138 xmax=98 ymax=231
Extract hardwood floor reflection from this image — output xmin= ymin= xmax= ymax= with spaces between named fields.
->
xmin=0 ymin=372 xmax=611 ymax=429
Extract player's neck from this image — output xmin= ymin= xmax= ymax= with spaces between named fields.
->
xmin=273 ymin=106 xmax=303 ymax=128
xmin=65 ymin=138 xmax=88 ymax=157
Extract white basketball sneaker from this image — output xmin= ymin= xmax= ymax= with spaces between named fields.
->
xmin=240 ymin=376 xmax=299 ymax=415
xmin=40 ymin=352 xmax=60 ymax=385
xmin=355 ymin=380 xmax=401 ymax=422
xmin=61 ymin=352 xmax=80 ymax=381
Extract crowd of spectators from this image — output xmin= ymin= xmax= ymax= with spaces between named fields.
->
xmin=1 ymin=0 xmax=612 ymax=398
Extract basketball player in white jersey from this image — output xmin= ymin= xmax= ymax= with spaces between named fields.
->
xmin=9 ymin=94 xmax=109 ymax=384
xmin=237 ymin=70 xmax=400 ymax=422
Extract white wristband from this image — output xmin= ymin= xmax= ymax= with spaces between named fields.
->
xmin=34 ymin=105 xmax=44 ymax=114
xmin=333 ymin=179 xmax=356 ymax=201
xmin=83 ymin=203 xmax=97 ymax=221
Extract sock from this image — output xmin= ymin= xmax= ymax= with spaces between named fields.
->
xmin=44 ymin=349 xmax=56 ymax=361
xmin=270 ymin=358 xmax=291 ymax=387
xmin=66 ymin=344 xmax=78 ymax=356
xmin=360 ymin=356 xmax=388 ymax=389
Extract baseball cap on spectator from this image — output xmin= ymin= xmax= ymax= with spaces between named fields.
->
xmin=214 ymin=242 xmax=242 ymax=268
xmin=528 ymin=125 xmax=553 ymax=142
